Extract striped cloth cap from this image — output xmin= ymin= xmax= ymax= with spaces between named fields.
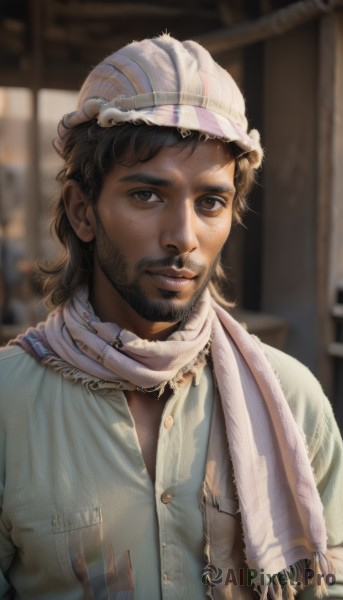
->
xmin=54 ymin=33 xmax=263 ymax=167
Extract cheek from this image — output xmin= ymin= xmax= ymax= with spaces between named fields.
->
xmin=105 ymin=209 xmax=155 ymax=243
xmin=99 ymin=210 xmax=147 ymax=250
xmin=203 ymin=217 xmax=233 ymax=257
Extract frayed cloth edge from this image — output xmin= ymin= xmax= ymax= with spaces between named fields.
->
xmin=31 ymin=340 xmax=211 ymax=395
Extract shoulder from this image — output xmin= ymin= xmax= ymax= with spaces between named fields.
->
xmin=0 ymin=344 xmax=50 ymax=419
xmin=0 ymin=343 xmax=42 ymax=379
xmin=258 ymin=343 xmax=343 ymax=553
xmin=260 ymin=341 xmax=325 ymax=405
xmin=0 ymin=343 xmax=30 ymax=361
xmin=260 ymin=341 xmax=342 ymax=459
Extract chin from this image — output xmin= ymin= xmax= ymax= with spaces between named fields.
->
xmin=131 ymin=293 xmax=202 ymax=324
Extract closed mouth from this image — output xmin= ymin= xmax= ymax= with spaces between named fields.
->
xmin=147 ymin=268 xmax=197 ymax=279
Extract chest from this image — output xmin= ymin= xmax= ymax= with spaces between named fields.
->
xmin=4 ymin=373 xmax=215 ymax=599
xmin=125 ymin=388 xmax=170 ymax=481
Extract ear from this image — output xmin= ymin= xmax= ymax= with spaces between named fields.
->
xmin=63 ymin=180 xmax=96 ymax=243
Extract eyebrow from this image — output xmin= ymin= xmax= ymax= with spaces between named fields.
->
xmin=118 ymin=173 xmax=236 ymax=195
xmin=200 ymin=183 xmax=236 ymax=195
xmin=117 ymin=173 xmax=173 ymax=188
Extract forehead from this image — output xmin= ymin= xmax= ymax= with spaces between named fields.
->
xmin=108 ymin=138 xmax=235 ymax=184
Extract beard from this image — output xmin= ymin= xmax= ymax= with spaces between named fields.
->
xmin=93 ymin=215 xmax=219 ymax=324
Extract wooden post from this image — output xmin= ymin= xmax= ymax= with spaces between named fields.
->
xmin=317 ymin=11 xmax=343 ymax=396
xmin=27 ymin=0 xmax=42 ymax=262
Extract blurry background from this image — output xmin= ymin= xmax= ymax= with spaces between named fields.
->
xmin=0 ymin=0 xmax=342 ymax=427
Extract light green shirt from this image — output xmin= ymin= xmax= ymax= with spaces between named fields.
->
xmin=0 ymin=343 xmax=342 ymax=599
xmin=0 ymin=346 xmax=213 ymax=599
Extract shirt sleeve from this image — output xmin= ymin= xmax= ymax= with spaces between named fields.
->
xmin=0 ymin=484 xmax=16 ymax=598
xmin=0 ymin=403 xmax=16 ymax=598
xmin=298 ymin=395 xmax=343 ymax=599
xmin=262 ymin=343 xmax=343 ymax=599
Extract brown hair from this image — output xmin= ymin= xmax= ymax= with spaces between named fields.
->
xmin=40 ymin=122 xmax=257 ymax=308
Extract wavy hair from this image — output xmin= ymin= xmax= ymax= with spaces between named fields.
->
xmin=40 ymin=122 xmax=257 ymax=308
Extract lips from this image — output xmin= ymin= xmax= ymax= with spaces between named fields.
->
xmin=147 ymin=267 xmax=198 ymax=292
xmin=147 ymin=267 xmax=197 ymax=279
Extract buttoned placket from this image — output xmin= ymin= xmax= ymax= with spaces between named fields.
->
xmin=117 ymin=368 xmax=214 ymax=599
xmin=155 ymin=390 xmax=185 ymax=599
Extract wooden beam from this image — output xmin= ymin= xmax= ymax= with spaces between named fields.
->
xmin=45 ymin=1 xmax=216 ymax=20
xmin=197 ymin=0 xmax=343 ymax=54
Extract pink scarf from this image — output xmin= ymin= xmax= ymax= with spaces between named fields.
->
xmin=13 ymin=287 xmax=331 ymax=597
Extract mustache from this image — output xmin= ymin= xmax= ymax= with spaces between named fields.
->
xmin=136 ymin=255 xmax=205 ymax=274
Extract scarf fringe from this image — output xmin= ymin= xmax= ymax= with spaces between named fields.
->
xmin=258 ymin=574 xmax=297 ymax=600
xmin=41 ymin=343 xmax=210 ymax=395
xmin=311 ymin=551 xmax=335 ymax=598
xmin=256 ymin=553 xmax=334 ymax=600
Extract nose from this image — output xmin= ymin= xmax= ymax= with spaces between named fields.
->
xmin=160 ymin=200 xmax=199 ymax=254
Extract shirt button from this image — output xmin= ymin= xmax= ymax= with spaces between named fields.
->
xmin=161 ymin=491 xmax=173 ymax=504
xmin=164 ymin=415 xmax=174 ymax=429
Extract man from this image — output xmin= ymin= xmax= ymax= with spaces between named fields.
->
xmin=0 ymin=34 xmax=342 ymax=600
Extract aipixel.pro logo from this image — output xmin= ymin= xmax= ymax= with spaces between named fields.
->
xmin=201 ymin=564 xmax=223 ymax=587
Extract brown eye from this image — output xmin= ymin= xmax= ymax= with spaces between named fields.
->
xmin=132 ymin=190 xmax=160 ymax=203
xmin=198 ymin=196 xmax=227 ymax=212
xmin=136 ymin=191 xmax=153 ymax=201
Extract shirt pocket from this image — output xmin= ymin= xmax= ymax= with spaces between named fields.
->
xmin=203 ymin=495 xmax=255 ymax=600
xmin=53 ymin=506 xmax=134 ymax=597
xmin=205 ymin=495 xmax=241 ymax=567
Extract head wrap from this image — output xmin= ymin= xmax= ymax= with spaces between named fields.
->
xmin=53 ymin=34 xmax=262 ymax=168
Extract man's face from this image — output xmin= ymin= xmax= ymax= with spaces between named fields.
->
xmin=89 ymin=139 xmax=235 ymax=334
